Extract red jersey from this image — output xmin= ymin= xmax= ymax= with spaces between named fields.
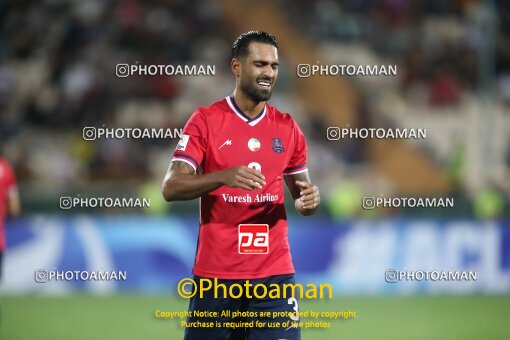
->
xmin=172 ymin=96 xmax=308 ymax=279
xmin=0 ymin=158 xmax=17 ymax=251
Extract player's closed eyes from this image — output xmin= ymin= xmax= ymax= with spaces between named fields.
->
xmin=253 ymin=62 xmax=278 ymax=70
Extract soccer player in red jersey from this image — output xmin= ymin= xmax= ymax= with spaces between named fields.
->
xmin=0 ymin=156 xmax=20 ymax=280
xmin=163 ymin=31 xmax=320 ymax=340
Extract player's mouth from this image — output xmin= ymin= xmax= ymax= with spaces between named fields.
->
xmin=257 ymin=79 xmax=272 ymax=89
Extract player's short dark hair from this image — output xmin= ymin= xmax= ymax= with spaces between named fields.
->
xmin=232 ymin=30 xmax=278 ymax=59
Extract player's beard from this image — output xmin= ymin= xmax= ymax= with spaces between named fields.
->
xmin=240 ymin=75 xmax=273 ymax=102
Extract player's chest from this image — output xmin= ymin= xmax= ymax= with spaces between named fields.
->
xmin=206 ymin=124 xmax=291 ymax=172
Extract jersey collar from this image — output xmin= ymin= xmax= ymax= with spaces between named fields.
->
xmin=226 ymin=95 xmax=266 ymax=126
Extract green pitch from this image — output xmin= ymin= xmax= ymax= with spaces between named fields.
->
xmin=1 ymin=295 xmax=509 ymax=340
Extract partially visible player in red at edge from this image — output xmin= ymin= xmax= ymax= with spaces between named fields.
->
xmin=0 ymin=155 xmax=20 ymax=280
xmin=163 ymin=31 xmax=320 ymax=340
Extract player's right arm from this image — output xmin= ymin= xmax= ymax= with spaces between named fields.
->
xmin=162 ymin=161 xmax=266 ymax=202
xmin=162 ymin=108 xmax=265 ymax=201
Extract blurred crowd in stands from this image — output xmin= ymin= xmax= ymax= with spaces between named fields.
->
xmin=0 ymin=0 xmax=508 ymax=217
xmin=284 ymin=0 xmax=510 ymax=105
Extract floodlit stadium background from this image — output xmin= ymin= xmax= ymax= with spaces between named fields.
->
xmin=1 ymin=1 xmax=510 ymax=339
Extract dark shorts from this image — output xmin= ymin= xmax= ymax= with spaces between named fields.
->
xmin=183 ymin=274 xmax=301 ymax=340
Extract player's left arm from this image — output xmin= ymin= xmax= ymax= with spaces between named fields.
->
xmin=284 ymin=171 xmax=320 ymax=216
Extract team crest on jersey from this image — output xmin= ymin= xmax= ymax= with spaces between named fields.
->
xmin=272 ymin=138 xmax=284 ymax=153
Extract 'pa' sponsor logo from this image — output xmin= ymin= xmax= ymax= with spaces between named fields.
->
xmin=238 ymin=224 xmax=269 ymax=254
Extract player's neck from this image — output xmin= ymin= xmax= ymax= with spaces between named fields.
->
xmin=232 ymin=90 xmax=265 ymax=119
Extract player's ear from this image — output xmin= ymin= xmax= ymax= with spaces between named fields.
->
xmin=231 ymin=58 xmax=241 ymax=77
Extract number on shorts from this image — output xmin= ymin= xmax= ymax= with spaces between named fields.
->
xmin=287 ymin=297 xmax=299 ymax=321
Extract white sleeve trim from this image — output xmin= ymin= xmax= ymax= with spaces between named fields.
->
xmin=283 ymin=169 xmax=309 ymax=175
xmin=171 ymin=158 xmax=197 ymax=173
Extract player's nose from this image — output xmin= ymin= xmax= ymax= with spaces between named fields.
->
xmin=261 ymin=66 xmax=276 ymax=80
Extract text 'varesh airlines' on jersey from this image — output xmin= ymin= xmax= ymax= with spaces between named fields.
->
xmin=172 ymin=96 xmax=308 ymax=279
